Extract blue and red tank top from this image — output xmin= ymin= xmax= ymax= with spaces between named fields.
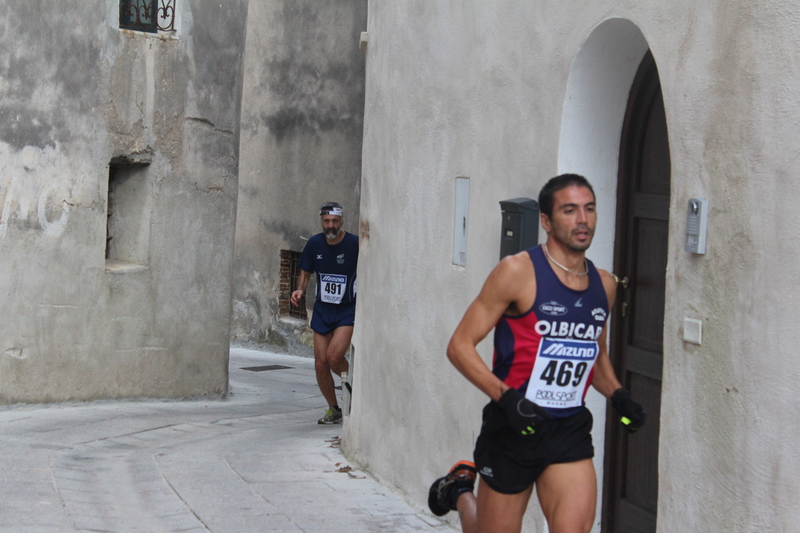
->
xmin=492 ymin=245 xmax=609 ymax=418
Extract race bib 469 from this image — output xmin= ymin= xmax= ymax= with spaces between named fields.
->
xmin=525 ymin=337 xmax=599 ymax=409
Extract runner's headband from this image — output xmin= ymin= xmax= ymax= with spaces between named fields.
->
xmin=320 ymin=203 xmax=344 ymax=217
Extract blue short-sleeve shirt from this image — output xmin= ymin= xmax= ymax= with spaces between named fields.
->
xmin=299 ymin=232 xmax=359 ymax=305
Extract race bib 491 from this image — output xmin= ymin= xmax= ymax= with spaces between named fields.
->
xmin=525 ymin=337 xmax=598 ymax=409
xmin=320 ymin=273 xmax=347 ymax=304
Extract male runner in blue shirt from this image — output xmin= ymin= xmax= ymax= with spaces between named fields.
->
xmin=291 ymin=202 xmax=358 ymax=424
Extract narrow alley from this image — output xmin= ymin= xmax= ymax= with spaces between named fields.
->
xmin=0 ymin=348 xmax=451 ymax=533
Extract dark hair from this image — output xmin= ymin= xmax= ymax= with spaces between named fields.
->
xmin=538 ymin=174 xmax=595 ymax=217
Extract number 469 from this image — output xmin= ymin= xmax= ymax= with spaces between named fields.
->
xmin=540 ymin=360 xmax=588 ymax=387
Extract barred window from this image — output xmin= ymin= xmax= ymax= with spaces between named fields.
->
xmin=119 ymin=0 xmax=176 ymax=33
xmin=279 ymin=250 xmax=308 ymax=320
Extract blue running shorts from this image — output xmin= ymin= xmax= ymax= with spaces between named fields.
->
xmin=310 ymin=301 xmax=356 ymax=335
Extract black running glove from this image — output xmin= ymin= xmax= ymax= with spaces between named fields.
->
xmin=496 ymin=388 xmax=552 ymax=436
xmin=610 ymin=388 xmax=646 ymax=433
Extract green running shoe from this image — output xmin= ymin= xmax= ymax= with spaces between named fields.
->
xmin=318 ymin=406 xmax=343 ymax=424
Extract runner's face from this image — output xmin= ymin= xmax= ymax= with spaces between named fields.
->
xmin=543 ymin=185 xmax=596 ymax=252
xmin=321 ymin=215 xmax=343 ymax=240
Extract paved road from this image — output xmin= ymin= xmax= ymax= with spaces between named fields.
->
xmin=0 ymin=348 xmax=452 ymax=533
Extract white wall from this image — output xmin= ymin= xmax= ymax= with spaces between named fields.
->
xmin=345 ymin=1 xmax=800 ymax=532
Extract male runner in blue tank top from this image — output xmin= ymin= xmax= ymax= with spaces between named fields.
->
xmin=291 ymin=202 xmax=358 ymax=425
xmin=428 ymin=175 xmax=645 ymax=533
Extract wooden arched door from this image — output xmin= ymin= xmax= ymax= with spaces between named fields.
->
xmin=603 ymin=50 xmax=669 ymax=533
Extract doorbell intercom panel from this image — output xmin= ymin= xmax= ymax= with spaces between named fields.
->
xmin=685 ymin=198 xmax=709 ymax=254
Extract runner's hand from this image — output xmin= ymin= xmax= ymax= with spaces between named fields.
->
xmin=290 ymin=289 xmax=303 ymax=307
xmin=610 ymin=388 xmax=646 ymax=433
xmin=496 ymin=388 xmax=552 ymax=436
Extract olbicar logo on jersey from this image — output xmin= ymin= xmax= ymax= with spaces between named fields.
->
xmin=535 ymin=320 xmax=603 ymax=340
xmin=539 ymin=301 xmax=568 ymax=316
xmin=540 ymin=338 xmax=598 ymax=361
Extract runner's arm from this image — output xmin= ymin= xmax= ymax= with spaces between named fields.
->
xmin=446 ymin=253 xmax=533 ymax=402
xmin=290 ymin=270 xmax=312 ymax=307
xmin=591 ymin=270 xmax=623 ymax=398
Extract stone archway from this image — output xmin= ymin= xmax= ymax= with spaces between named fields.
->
xmin=558 ymin=18 xmax=664 ymax=533
xmin=558 ymin=18 xmax=650 ymax=270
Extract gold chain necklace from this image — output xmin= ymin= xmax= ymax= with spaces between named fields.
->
xmin=543 ymin=242 xmax=588 ymax=276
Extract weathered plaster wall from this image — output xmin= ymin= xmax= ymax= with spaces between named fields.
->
xmin=0 ymin=1 xmax=248 ymax=402
xmin=658 ymin=2 xmax=800 ymax=531
xmin=232 ymin=0 xmax=367 ymax=347
xmin=344 ymin=1 xmax=800 ymax=532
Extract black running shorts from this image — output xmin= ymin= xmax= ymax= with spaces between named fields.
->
xmin=473 ymin=402 xmax=594 ymax=494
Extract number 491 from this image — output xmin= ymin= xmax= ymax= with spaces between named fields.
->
xmin=324 ymin=282 xmax=342 ymax=295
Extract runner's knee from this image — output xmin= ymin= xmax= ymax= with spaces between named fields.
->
xmin=315 ymin=358 xmax=331 ymax=373
xmin=547 ymin=513 xmax=594 ymax=533
xmin=326 ymin=347 xmax=346 ymax=364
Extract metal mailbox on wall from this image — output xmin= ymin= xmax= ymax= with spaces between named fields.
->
xmin=499 ymin=197 xmax=539 ymax=259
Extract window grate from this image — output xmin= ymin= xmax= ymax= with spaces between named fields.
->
xmin=279 ymin=249 xmax=308 ymax=320
xmin=120 ymin=0 xmax=176 ymax=33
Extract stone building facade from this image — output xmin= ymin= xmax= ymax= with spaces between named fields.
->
xmin=343 ymin=2 xmax=800 ymax=533
xmin=0 ymin=1 xmax=248 ymax=402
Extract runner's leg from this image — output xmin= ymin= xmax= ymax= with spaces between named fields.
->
xmin=313 ymin=331 xmax=338 ymax=407
xmin=535 ymin=459 xmax=596 ymax=533
xmin=454 ymin=491 xmax=478 ymax=533
xmin=476 ymin=477 xmax=534 ymax=533
xmin=325 ymin=325 xmax=353 ymax=376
